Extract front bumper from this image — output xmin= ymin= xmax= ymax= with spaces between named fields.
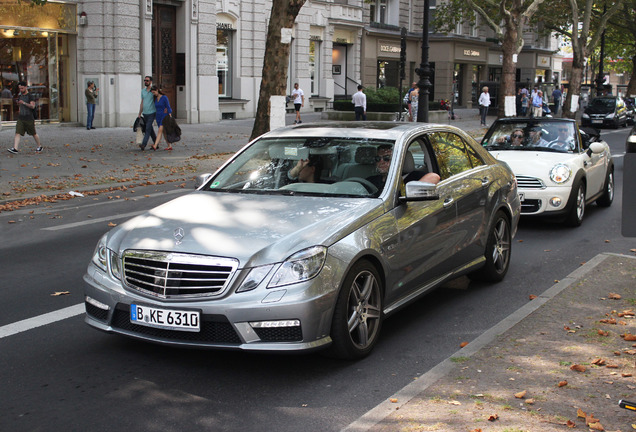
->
xmin=83 ymin=256 xmax=344 ymax=353
xmin=518 ymin=185 xmax=573 ymax=216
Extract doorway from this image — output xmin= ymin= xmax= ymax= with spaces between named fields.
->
xmin=152 ymin=4 xmax=177 ymax=116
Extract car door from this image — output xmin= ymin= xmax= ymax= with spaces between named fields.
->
xmin=579 ymin=132 xmax=607 ymax=197
xmin=428 ymin=131 xmax=491 ymax=266
xmin=384 ymin=138 xmax=457 ymax=306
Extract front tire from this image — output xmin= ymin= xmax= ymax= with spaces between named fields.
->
xmin=565 ymin=182 xmax=586 ymax=227
xmin=596 ymin=170 xmax=614 ymax=207
xmin=469 ymin=211 xmax=511 ymax=282
xmin=328 ymin=260 xmax=383 ymax=360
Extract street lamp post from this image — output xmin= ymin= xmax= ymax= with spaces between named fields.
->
xmin=416 ymin=0 xmax=431 ymax=122
xmin=595 ymin=4 xmax=607 ymax=96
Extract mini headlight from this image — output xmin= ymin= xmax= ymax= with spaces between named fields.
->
xmin=110 ymin=252 xmax=122 ymax=280
xmin=268 ymin=246 xmax=327 ymax=288
xmin=549 ymin=163 xmax=571 ymax=184
xmin=92 ymin=234 xmax=108 ymax=271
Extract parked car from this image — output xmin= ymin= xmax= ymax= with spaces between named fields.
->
xmin=481 ymin=118 xmax=614 ymax=227
xmin=581 ymin=96 xmax=629 ymax=128
xmin=624 ymin=97 xmax=635 ymax=125
xmin=84 ymin=122 xmax=520 ymax=359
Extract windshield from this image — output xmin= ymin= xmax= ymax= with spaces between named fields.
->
xmin=202 ymin=136 xmax=397 ymax=197
xmin=482 ymin=121 xmax=579 ymax=153
xmin=590 ymin=98 xmax=616 ymax=110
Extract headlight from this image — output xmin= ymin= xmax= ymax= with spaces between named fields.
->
xmin=236 ymin=264 xmax=274 ymax=293
xmin=549 ymin=164 xmax=572 ymax=184
xmin=582 ymin=113 xmax=589 ymax=119
xmin=606 ymin=113 xmax=615 ymax=119
xmin=92 ymin=234 xmax=108 ymax=271
xmin=268 ymin=246 xmax=327 ymax=288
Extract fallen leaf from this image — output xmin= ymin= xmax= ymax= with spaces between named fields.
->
xmin=622 ymin=373 xmax=633 ymax=377
xmin=51 ymin=291 xmax=70 ymax=296
xmin=567 ymin=420 xmax=576 ymax=428
xmin=608 ymin=293 xmax=622 ymax=300
xmin=592 ymin=358 xmax=606 ymax=366
xmin=586 ymin=413 xmax=600 ymax=425
xmin=577 ymin=408 xmax=587 ymax=418
xmin=529 ymin=294 xmax=537 ymax=300
xmin=600 ymin=318 xmax=617 ymax=325
xmin=460 ymin=341 xmax=469 ymax=348
xmin=570 ymin=364 xmax=586 ymax=372
xmin=589 ymin=421 xmax=605 ymax=431
xmin=525 ymin=398 xmax=535 ymax=404
xmin=107 ymin=222 xmax=117 ymax=227
xmin=623 ymin=333 xmax=636 ymax=341
xmin=607 ymin=364 xmax=619 ymax=368
xmin=487 ymin=414 xmax=498 ymax=421
xmin=389 ymin=398 xmax=398 ymax=403
xmin=514 ymin=390 xmax=527 ymax=399
xmin=598 ymin=330 xmax=609 ymax=336
xmin=558 ymin=380 xmax=568 ymax=387
xmin=448 ymin=400 xmax=461 ymax=405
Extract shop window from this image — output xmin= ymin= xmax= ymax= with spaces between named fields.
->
xmin=217 ymin=27 xmax=233 ymax=98
xmin=369 ymin=0 xmax=398 ymax=26
xmin=309 ymin=40 xmax=320 ymax=96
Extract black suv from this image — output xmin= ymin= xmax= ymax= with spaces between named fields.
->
xmin=582 ymin=96 xmax=628 ymax=128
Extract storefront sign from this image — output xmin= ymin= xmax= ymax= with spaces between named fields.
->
xmin=217 ymin=23 xmax=233 ymax=30
xmin=463 ymin=49 xmax=481 ymax=57
xmin=537 ymin=55 xmax=551 ymax=68
xmin=380 ymin=44 xmax=400 ymax=53
xmin=0 ymin=0 xmax=76 ymax=33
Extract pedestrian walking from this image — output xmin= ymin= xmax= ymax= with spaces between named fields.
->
xmin=352 ymin=85 xmax=367 ymax=121
xmin=85 ymin=81 xmax=98 ymax=130
xmin=137 ymin=76 xmax=157 ymax=151
xmin=410 ymin=84 xmax=419 ymax=122
xmin=291 ymin=83 xmax=304 ymax=124
xmin=150 ymin=85 xmax=174 ymax=151
xmin=478 ymin=86 xmax=490 ymax=126
xmin=7 ymin=81 xmax=43 ymax=154
xmin=532 ymin=90 xmax=544 ymax=118
xmin=520 ymin=92 xmax=529 ymax=116
xmin=552 ymin=87 xmax=562 ymax=115
xmin=404 ymin=81 xmax=417 ymax=121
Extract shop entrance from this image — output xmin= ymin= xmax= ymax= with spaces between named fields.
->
xmin=152 ymin=4 xmax=177 ymax=115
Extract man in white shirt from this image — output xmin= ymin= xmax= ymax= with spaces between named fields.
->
xmin=352 ymin=85 xmax=367 ymax=121
xmin=291 ymin=83 xmax=304 ymax=124
xmin=478 ymin=86 xmax=490 ymax=126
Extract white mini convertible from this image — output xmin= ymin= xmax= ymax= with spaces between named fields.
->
xmin=481 ymin=118 xmax=614 ymax=226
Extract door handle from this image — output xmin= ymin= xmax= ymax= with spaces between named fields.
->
xmin=443 ymin=197 xmax=454 ymax=208
xmin=481 ymin=177 xmax=490 ymax=186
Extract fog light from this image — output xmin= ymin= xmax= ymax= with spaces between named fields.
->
xmin=550 ymin=197 xmax=562 ymax=207
xmin=250 ymin=319 xmax=300 ymax=328
xmin=86 ymin=296 xmax=110 ymax=310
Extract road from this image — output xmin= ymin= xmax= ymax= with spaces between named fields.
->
xmin=0 ymin=128 xmax=633 ymax=432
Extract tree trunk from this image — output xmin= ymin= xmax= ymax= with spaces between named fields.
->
xmin=499 ymin=23 xmax=518 ymax=118
xmin=563 ymin=53 xmax=584 ymax=119
xmin=250 ymin=0 xmax=307 ymax=141
xmin=627 ymin=54 xmax=636 ymax=97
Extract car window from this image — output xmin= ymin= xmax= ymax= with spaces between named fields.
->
xmin=482 ymin=120 xmax=578 ymax=153
xmin=204 ymin=136 xmax=396 ymax=197
xmin=428 ymin=132 xmax=473 ymax=179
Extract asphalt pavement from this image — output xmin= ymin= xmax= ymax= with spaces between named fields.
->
xmin=2 ymin=107 xmax=634 ymax=431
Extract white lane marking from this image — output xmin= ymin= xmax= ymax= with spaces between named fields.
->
xmin=42 ymin=210 xmax=145 ymax=231
xmin=0 ymin=304 xmax=85 ymax=340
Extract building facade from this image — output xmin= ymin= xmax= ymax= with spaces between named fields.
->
xmin=0 ymin=0 xmax=563 ymax=127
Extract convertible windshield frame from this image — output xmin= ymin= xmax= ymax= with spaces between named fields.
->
xmin=481 ymin=119 xmax=581 ymax=154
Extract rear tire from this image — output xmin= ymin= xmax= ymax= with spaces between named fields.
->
xmin=565 ymin=182 xmax=586 ymax=227
xmin=469 ymin=211 xmax=511 ymax=282
xmin=327 ymin=260 xmax=383 ymax=360
xmin=596 ymin=170 xmax=614 ymax=207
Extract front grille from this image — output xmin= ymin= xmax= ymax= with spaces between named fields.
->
xmin=253 ymin=326 xmax=303 ymax=342
xmin=521 ymin=199 xmax=542 ymax=213
xmin=111 ymin=304 xmax=241 ymax=344
xmin=122 ymin=251 xmax=238 ymax=299
xmin=516 ymin=176 xmax=545 ymax=189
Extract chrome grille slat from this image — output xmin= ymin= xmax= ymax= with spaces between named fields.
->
xmin=516 ymin=175 xmax=545 ymax=189
xmin=122 ymin=251 xmax=239 ymax=299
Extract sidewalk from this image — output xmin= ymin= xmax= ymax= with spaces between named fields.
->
xmin=0 ymin=108 xmax=490 ymax=205
xmin=349 ymin=253 xmax=636 ymax=432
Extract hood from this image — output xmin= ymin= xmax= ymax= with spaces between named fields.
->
xmin=489 ymin=150 xmax=578 ymax=181
xmin=585 ymin=105 xmax=614 ymax=115
xmin=106 ymin=191 xmax=382 ymax=268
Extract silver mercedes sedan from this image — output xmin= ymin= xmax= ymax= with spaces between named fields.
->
xmin=84 ymin=122 xmax=520 ymax=359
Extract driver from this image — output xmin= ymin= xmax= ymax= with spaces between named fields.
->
xmin=367 ymin=145 xmax=440 ymax=190
xmin=547 ymin=124 xmax=575 ymax=150
xmin=287 ymin=155 xmax=324 ymax=183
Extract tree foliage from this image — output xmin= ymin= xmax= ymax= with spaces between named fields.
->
xmin=433 ymin=0 xmax=546 ymax=117
xmin=249 ymin=0 xmax=307 ymax=141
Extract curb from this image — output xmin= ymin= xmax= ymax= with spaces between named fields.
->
xmin=342 ymin=252 xmax=633 ymax=432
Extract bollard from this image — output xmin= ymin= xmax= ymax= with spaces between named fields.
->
xmin=622 ymin=129 xmax=636 ymax=236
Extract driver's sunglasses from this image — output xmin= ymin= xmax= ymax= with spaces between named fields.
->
xmin=512 ymin=134 xmax=523 ymax=138
xmin=375 ymin=155 xmax=391 ymax=162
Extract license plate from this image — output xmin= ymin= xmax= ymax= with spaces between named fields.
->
xmin=131 ymin=304 xmax=200 ymax=332
xmin=592 ymin=119 xmax=603 ymax=124
xmin=518 ymin=192 xmax=525 ymax=202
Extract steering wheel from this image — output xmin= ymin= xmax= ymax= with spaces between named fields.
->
xmin=345 ymin=177 xmax=379 ymax=194
xmin=549 ymin=140 xmax=570 ymax=151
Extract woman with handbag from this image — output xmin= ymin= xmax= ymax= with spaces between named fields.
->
xmin=150 ymin=85 xmax=173 ymax=150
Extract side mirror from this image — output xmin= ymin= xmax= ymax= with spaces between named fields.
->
xmin=195 ymin=173 xmax=212 ymax=189
xmin=587 ymin=142 xmax=605 ymax=156
xmin=400 ymin=181 xmax=440 ymax=202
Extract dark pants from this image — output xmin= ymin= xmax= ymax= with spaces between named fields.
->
xmin=479 ymin=105 xmax=488 ymax=125
xmin=354 ymin=106 xmax=366 ymax=121
xmin=141 ymin=112 xmax=157 ymax=148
